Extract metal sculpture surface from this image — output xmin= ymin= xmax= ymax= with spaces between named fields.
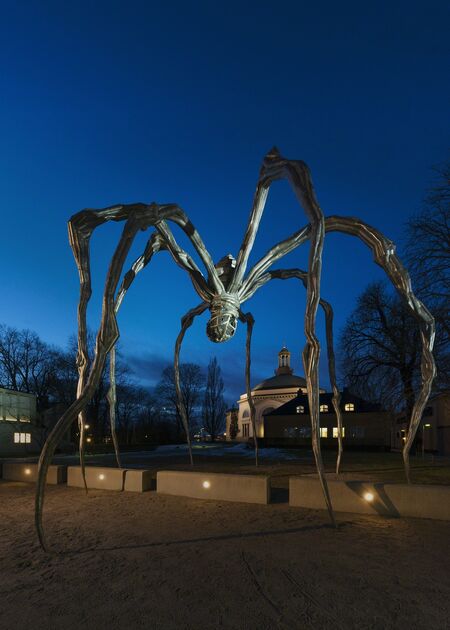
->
xmin=35 ymin=148 xmax=436 ymax=551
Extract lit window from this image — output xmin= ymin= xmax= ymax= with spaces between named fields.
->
xmin=296 ymin=405 xmax=305 ymax=414
xmin=320 ymin=404 xmax=329 ymax=413
xmin=14 ymin=432 xmax=20 ymax=443
xmin=25 ymin=433 xmax=31 ymax=443
xmin=333 ymin=427 xmax=345 ymax=438
xmin=344 ymin=403 xmax=355 ymax=411
xmin=320 ymin=427 xmax=328 ymax=438
xmin=20 ymin=433 xmax=26 ymax=443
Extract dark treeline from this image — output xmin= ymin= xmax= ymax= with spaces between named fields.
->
xmin=339 ymin=162 xmax=450 ymax=421
xmin=0 ymin=327 xmax=228 ymax=446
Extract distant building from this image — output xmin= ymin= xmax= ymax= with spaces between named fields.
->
xmin=0 ymin=388 xmax=73 ymax=456
xmin=225 ymin=346 xmax=325 ymax=441
xmin=264 ymin=389 xmax=392 ymax=450
xmin=0 ymin=387 xmax=40 ymax=456
xmin=392 ymin=391 xmax=450 ymax=455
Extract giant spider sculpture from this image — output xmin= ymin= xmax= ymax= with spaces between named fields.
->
xmin=35 ymin=148 xmax=435 ymax=551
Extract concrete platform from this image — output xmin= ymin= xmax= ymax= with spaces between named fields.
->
xmin=124 ymin=469 xmax=153 ymax=492
xmin=67 ymin=466 xmax=152 ymax=492
xmin=289 ymin=476 xmax=450 ymax=521
xmin=68 ymin=466 xmax=125 ymax=490
xmin=157 ymin=470 xmax=270 ymax=504
xmin=1 ymin=462 xmax=67 ymax=484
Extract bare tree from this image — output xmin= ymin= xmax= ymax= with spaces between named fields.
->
xmin=202 ymin=357 xmax=227 ymax=441
xmin=405 ymin=162 xmax=450 ymax=304
xmin=404 ymin=163 xmax=450 ymax=391
xmin=156 ymin=363 xmax=204 ymax=440
xmin=339 ymin=282 xmax=421 ymax=421
xmin=0 ymin=326 xmax=56 ymax=411
xmin=228 ymin=408 xmax=239 ymax=440
xmin=115 ymin=383 xmax=152 ymax=445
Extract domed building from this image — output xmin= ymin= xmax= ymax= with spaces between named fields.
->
xmin=226 ymin=346 xmax=324 ymax=441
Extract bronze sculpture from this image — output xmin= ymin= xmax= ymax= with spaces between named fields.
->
xmin=35 ymin=148 xmax=435 ymax=551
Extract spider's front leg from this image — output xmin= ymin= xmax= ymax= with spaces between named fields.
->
xmin=67 ymin=204 xmax=157 ymax=491
xmin=37 ymin=214 xmax=143 ymax=551
xmin=239 ymin=310 xmax=258 ymax=466
xmin=174 ymin=303 xmax=209 ymax=465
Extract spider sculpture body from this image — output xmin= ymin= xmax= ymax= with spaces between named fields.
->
xmin=35 ymin=148 xmax=435 ymax=551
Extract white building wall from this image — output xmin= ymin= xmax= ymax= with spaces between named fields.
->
xmin=237 ymin=387 xmax=307 ymax=440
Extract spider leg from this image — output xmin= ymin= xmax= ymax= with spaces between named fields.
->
xmin=35 ymin=204 xmax=162 ymax=550
xmin=325 ymin=216 xmax=436 ymax=482
xmin=107 ymin=232 xmax=168 ymax=469
xmin=231 ymin=149 xmax=333 ymax=520
xmin=36 ymin=202 xmax=218 ymax=551
xmin=174 ymin=303 xmax=209 ymax=465
xmin=239 ymin=310 xmax=258 ymax=466
xmin=157 ymin=204 xmax=224 ymax=295
xmin=265 ymin=269 xmax=343 ymax=475
xmin=67 ymin=205 xmax=162 ymax=492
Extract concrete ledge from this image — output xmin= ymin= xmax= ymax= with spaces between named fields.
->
xmin=289 ymin=476 xmax=450 ymax=521
xmin=157 ymin=470 xmax=270 ymax=504
xmin=67 ymin=466 xmax=152 ymax=492
xmin=1 ymin=463 xmax=67 ymax=484
xmin=124 ymin=469 xmax=153 ymax=492
xmin=68 ymin=466 xmax=126 ymax=490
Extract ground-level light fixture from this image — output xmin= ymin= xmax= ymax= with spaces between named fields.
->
xmin=202 ymin=480 xmax=211 ymax=489
xmin=86 ymin=437 xmax=92 ymax=443
xmin=85 ymin=424 xmax=90 ymax=429
xmin=24 ymin=468 xmax=31 ymax=475
xmin=363 ymin=492 xmax=374 ymax=502
xmin=98 ymin=474 xmax=105 ymax=481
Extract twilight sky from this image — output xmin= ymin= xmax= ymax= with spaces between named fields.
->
xmin=1 ymin=1 xmax=449 ymax=404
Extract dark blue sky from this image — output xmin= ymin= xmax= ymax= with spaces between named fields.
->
xmin=1 ymin=1 xmax=449 ymax=403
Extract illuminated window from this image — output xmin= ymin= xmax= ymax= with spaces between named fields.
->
xmin=344 ymin=403 xmax=355 ymax=411
xmin=333 ymin=427 xmax=345 ymax=438
xmin=320 ymin=427 xmax=328 ymax=438
xmin=296 ymin=405 xmax=305 ymax=414
xmin=319 ymin=404 xmax=329 ymax=413
xmin=14 ymin=432 xmax=31 ymax=443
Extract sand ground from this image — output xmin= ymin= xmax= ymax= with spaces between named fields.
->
xmin=1 ymin=471 xmax=450 ymax=630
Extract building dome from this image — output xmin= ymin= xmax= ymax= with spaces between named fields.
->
xmin=253 ymin=345 xmax=306 ymax=390
xmin=253 ymin=373 xmax=307 ymax=392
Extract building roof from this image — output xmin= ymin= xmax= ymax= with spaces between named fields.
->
xmin=253 ymin=373 xmax=307 ymax=392
xmin=264 ymin=389 xmax=382 ymax=415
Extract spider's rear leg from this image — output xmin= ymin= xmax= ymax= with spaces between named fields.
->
xmin=255 ymin=269 xmax=343 ymax=476
xmin=239 ymin=311 xmax=258 ymax=466
xmin=106 ymin=232 xmax=168 ymax=469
